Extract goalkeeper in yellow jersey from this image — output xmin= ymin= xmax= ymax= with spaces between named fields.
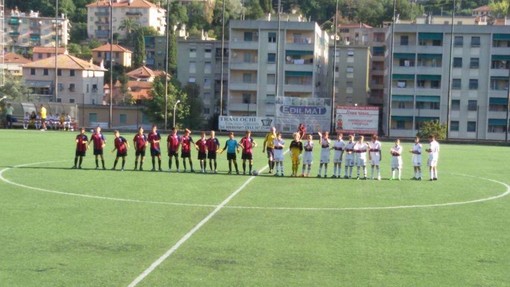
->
xmin=289 ymin=132 xmax=303 ymax=177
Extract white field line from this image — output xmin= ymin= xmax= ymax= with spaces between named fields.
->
xmin=127 ymin=167 xmax=267 ymax=287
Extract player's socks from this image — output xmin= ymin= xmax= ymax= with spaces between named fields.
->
xmin=249 ymin=164 xmax=253 ymax=174
xmin=121 ymin=159 xmax=125 ymax=170
xmin=113 ymin=159 xmax=118 ymax=169
xmin=101 ymin=160 xmax=105 ymax=169
xmin=74 ymin=157 xmax=78 ymax=168
xmin=242 ymin=162 xmax=246 ymax=174
xmin=134 ymin=161 xmax=138 ymax=170
xmin=398 ymin=169 xmax=401 ymax=180
xmin=183 ymin=161 xmax=187 ymax=171
xmin=228 ymin=161 xmax=232 ymax=173
xmin=95 ymin=159 xmax=99 ymax=168
xmin=323 ymin=164 xmax=328 ymax=177
xmin=158 ymin=159 xmax=161 ymax=170
xmin=152 ymin=158 xmax=156 ymax=170
xmin=78 ymin=157 xmax=83 ymax=168
xmin=371 ymin=166 xmax=374 ymax=179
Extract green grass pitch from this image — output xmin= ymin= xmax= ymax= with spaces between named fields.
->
xmin=0 ymin=129 xmax=509 ymax=286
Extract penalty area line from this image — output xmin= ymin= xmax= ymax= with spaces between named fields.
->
xmin=127 ymin=166 xmax=267 ymax=287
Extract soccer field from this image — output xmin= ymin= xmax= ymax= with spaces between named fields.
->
xmin=1 ymin=129 xmax=509 ymax=286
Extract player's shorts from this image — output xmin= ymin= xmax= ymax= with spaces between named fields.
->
xmin=345 ymin=153 xmax=355 ymax=166
xmin=75 ymin=150 xmax=86 ymax=157
xmin=274 ymin=150 xmax=284 ymax=162
xmin=151 ymin=148 xmax=161 ymax=157
xmin=168 ymin=150 xmax=178 ymax=157
xmin=320 ymin=149 xmax=330 ymax=164
xmin=357 ymin=156 xmax=367 ymax=167
xmin=135 ymin=149 xmax=146 ymax=157
xmin=197 ymin=151 xmax=206 ymax=160
xmin=181 ymin=151 xmax=191 ymax=158
xmin=391 ymin=156 xmax=402 ymax=169
xmin=333 ymin=151 xmax=343 ymax=163
xmin=93 ymin=148 xmax=103 ymax=156
xmin=242 ymin=153 xmax=253 ymax=160
xmin=370 ymin=152 xmax=380 ymax=165
xmin=427 ymin=156 xmax=438 ymax=167
xmin=207 ymin=151 xmax=217 ymax=160
xmin=303 ymin=151 xmax=313 ymax=165
xmin=117 ymin=151 xmax=127 ymax=157
xmin=227 ymin=152 xmax=236 ymax=160
xmin=412 ymin=155 xmax=422 ymax=166
xmin=266 ymin=148 xmax=274 ymax=161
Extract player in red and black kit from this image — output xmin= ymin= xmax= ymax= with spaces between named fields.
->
xmin=112 ymin=130 xmax=129 ymax=171
xmin=195 ymin=131 xmax=208 ymax=173
xmin=239 ymin=130 xmax=257 ymax=175
xmin=133 ymin=126 xmax=148 ymax=171
xmin=180 ymin=129 xmax=195 ymax=172
xmin=206 ymin=130 xmax=220 ymax=173
xmin=72 ymin=127 xmax=88 ymax=169
xmin=148 ymin=124 xmax=162 ymax=171
xmin=167 ymin=127 xmax=180 ymax=172
xmin=88 ymin=126 xmax=106 ymax=169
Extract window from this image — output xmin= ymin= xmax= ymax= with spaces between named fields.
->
xmin=204 ymin=62 xmax=212 ymax=74
xmin=454 ymin=36 xmax=463 ymax=47
xmin=119 ymin=114 xmax=127 ymax=124
xmin=266 ymin=94 xmax=275 ymax=104
xmin=431 ymin=80 xmax=440 ymax=89
xmin=70 ymin=70 xmax=75 ymax=77
xmin=30 ymin=68 xmax=36 ymax=75
xmin=189 ymin=62 xmax=196 ymax=73
xmin=242 ymin=93 xmax=251 ymax=104
xmin=467 ymin=121 xmax=476 ymax=132
xmin=468 ymin=100 xmax=477 ymax=111
xmin=469 ymin=58 xmax=479 ymax=69
xmin=92 ymin=84 xmax=98 ymax=93
xmin=58 ymin=83 xmax=64 ymax=91
xmin=346 ymin=66 xmax=354 ymax=73
xmin=243 ymin=73 xmax=253 ymax=83
xmin=452 ymin=79 xmax=461 ymax=90
xmin=400 ymin=35 xmax=408 ymax=46
xmin=396 ymin=81 xmax=407 ymax=88
xmin=204 ymin=78 xmax=211 ymax=88
xmin=244 ymin=32 xmax=254 ymax=41
xmin=267 ymin=53 xmax=276 ymax=63
xmin=69 ymin=83 xmax=75 ymax=92
xmin=43 ymin=69 xmax=49 ymax=76
xmin=268 ymin=32 xmax=276 ymax=43
xmin=188 ymin=77 xmax=196 ymax=83
xmin=432 ymin=39 xmax=442 ymax=46
xmin=453 ymin=57 xmax=462 ymax=68
xmin=471 ymin=36 xmax=481 ymax=47
xmin=69 ymin=99 xmax=75 ymax=104
xmin=469 ymin=79 xmax=478 ymax=90
xmin=57 ymin=69 xmax=62 ymax=76
xmin=450 ymin=121 xmax=459 ymax=131
xmin=399 ymin=59 xmax=414 ymax=67
xmin=451 ymin=100 xmax=460 ymax=110
xmin=189 ymin=48 xmax=196 ymax=58
xmin=347 ymin=49 xmax=354 ymax=56
xmin=267 ymin=74 xmax=276 ymax=84
xmin=204 ymin=48 xmax=212 ymax=58
xmin=203 ymin=108 xmax=210 ymax=114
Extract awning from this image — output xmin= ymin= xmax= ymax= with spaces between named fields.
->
xmin=391 ymin=116 xmax=413 ymax=121
xmin=286 ymin=50 xmax=313 ymax=56
xmin=392 ymin=95 xmax=414 ymax=101
xmin=488 ymin=119 xmax=508 ymax=126
xmin=418 ymin=33 xmax=443 ymax=40
xmin=393 ymin=74 xmax=414 ymax=80
xmin=415 ymin=117 xmax=439 ymax=122
xmin=416 ymin=96 xmax=440 ymax=103
xmin=417 ymin=53 xmax=442 ymax=59
xmin=493 ymin=34 xmax=510 ymax=41
xmin=394 ymin=53 xmax=415 ymax=59
xmin=492 ymin=55 xmax=510 ymax=61
xmin=285 ymin=71 xmax=312 ymax=77
xmin=417 ymin=74 xmax=441 ymax=81
xmin=24 ymin=80 xmax=52 ymax=88
xmin=490 ymin=76 xmax=509 ymax=81
xmin=489 ymin=97 xmax=508 ymax=105
xmin=373 ymin=46 xmax=385 ymax=53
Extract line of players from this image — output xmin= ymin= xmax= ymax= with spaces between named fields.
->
xmin=73 ymin=125 xmax=440 ymax=181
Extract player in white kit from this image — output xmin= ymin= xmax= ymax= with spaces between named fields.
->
xmin=301 ymin=134 xmax=314 ymax=177
xmin=410 ymin=136 xmax=422 ymax=180
xmin=343 ymin=135 xmax=356 ymax=179
xmin=331 ymin=132 xmax=345 ymax=178
xmin=390 ymin=139 xmax=403 ymax=180
xmin=426 ymin=135 xmax=440 ymax=181
xmin=317 ymin=131 xmax=331 ymax=178
xmin=273 ymin=132 xmax=285 ymax=176
xmin=354 ymin=135 xmax=368 ymax=180
xmin=368 ymin=134 xmax=382 ymax=180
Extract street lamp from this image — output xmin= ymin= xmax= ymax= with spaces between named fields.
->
xmin=173 ymin=100 xmax=181 ymax=128
xmin=0 ymin=96 xmax=7 ymax=102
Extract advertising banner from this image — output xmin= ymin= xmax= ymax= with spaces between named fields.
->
xmin=335 ymin=106 xmax=379 ymax=135
xmin=275 ymin=97 xmax=332 ymax=133
xmin=219 ymin=116 xmax=275 ymax=132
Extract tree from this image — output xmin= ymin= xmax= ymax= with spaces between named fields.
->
xmin=211 ymin=0 xmax=243 ymax=38
xmin=132 ymin=29 xmax=146 ymax=68
xmin=490 ymin=0 xmax=510 ymax=18
xmin=182 ymin=83 xmax=205 ymax=129
xmin=0 ymin=73 xmax=31 ymax=102
xmin=416 ymin=120 xmax=447 ymax=140
xmin=119 ymin=18 xmax=140 ymax=43
xmin=245 ymin=0 xmax=265 ymax=20
xmin=145 ymin=76 xmax=189 ymax=127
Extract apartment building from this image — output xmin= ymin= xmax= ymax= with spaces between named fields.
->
xmin=22 ymin=54 xmax=106 ymax=104
xmin=92 ymin=43 xmax=132 ymax=67
xmin=0 ymin=52 xmax=31 ymax=77
xmin=387 ymin=16 xmax=510 ymax=140
xmin=3 ymin=9 xmax=69 ymax=54
xmin=86 ymin=0 xmax=166 ymax=40
xmin=228 ymin=15 xmax=330 ymax=133
xmin=176 ymin=37 xmax=228 ymax=120
xmin=32 ymin=46 xmax=66 ymax=61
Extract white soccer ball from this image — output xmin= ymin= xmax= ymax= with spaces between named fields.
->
xmin=252 ymin=170 xmax=259 ymax=176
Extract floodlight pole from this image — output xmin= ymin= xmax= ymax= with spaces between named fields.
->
xmin=173 ymin=100 xmax=180 ymax=128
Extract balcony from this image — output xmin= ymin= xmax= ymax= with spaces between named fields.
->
xmin=9 ymin=31 xmax=20 ymax=37
xmin=8 ymin=18 xmax=21 ymax=26
xmin=230 ymin=62 xmax=258 ymax=70
xmin=126 ymin=11 xmax=143 ymax=16
xmin=228 ymin=82 xmax=257 ymax=91
xmin=95 ymin=30 xmax=110 ymax=38
xmin=95 ymin=11 xmax=109 ymax=16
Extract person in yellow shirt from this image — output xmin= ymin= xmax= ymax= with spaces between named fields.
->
xmin=262 ymin=126 xmax=277 ymax=174
xmin=39 ymin=104 xmax=47 ymax=130
xmin=289 ymin=132 xmax=303 ymax=177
